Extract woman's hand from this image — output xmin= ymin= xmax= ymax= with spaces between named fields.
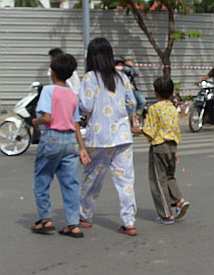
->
xmin=80 ymin=149 xmax=91 ymax=166
xmin=32 ymin=118 xmax=37 ymax=126
xmin=131 ymin=127 xmax=143 ymax=136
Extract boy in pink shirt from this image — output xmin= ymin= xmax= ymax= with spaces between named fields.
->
xmin=31 ymin=54 xmax=90 ymax=238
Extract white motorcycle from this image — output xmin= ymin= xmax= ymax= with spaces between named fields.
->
xmin=0 ymin=82 xmax=86 ymax=156
xmin=0 ymin=82 xmax=43 ymax=156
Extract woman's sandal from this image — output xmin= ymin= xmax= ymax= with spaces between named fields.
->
xmin=118 ymin=226 xmax=138 ymax=236
xmin=80 ymin=219 xmax=93 ymax=229
xmin=59 ymin=225 xmax=84 ymax=238
xmin=31 ymin=219 xmax=55 ymax=234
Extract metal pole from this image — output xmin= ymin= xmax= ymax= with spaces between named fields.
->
xmin=83 ymin=0 xmax=90 ymax=59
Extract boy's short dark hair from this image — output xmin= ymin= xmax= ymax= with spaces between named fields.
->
xmin=48 ymin=47 xmax=64 ymax=58
xmin=153 ymin=77 xmax=174 ymax=99
xmin=50 ymin=53 xmax=77 ymax=81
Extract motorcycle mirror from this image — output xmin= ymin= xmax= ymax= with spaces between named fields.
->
xmin=201 ymin=80 xmax=207 ymax=88
xmin=207 ymin=93 xmax=213 ymax=100
xmin=31 ymin=81 xmax=41 ymax=88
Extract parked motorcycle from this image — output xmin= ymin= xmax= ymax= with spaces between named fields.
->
xmin=0 ymin=82 xmax=43 ymax=156
xmin=0 ymin=82 xmax=87 ymax=156
xmin=189 ymin=80 xmax=214 ymax=132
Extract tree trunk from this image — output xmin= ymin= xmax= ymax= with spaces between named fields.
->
xmin=161 ymin=53 xmax=171 ymax=79
xmin=127 ymin=0 xmax=175 ymax=79
xmin=161 ymin=4 xmax=175 ymax=79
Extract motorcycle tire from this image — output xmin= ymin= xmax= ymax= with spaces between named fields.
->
xmin=0 ymin=121 xmax=31 ymax=156
xmin=188 ymin=107 xmax=203 ymax=132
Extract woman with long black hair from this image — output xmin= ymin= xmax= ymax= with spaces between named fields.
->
xmin=79 ymin=37 xmax=138 ymax=236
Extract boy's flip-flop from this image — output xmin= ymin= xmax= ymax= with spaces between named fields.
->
xmin=175 ymin=201 xmax=190 ymax=220
xmin=118 ymin=226 xmax=138 ymax=236
xmin=59 ymin=225 xmax=84 ymax=238
xmin=31 ymin=219 xmax=55 ymax=235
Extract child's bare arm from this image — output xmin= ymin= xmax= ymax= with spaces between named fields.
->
xmin=32 ymin=113 xmax=51 ymax=126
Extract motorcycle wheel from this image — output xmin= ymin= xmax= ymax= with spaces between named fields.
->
xmin=0 ymin=121 xmax=31 ymax=156
xmin=188 ymin=107 xmax=203 ymax=132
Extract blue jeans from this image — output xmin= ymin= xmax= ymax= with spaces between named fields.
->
xmin=133 ymin=90 xmax=146 ymax=113
xmin=33 ymin=129 xmax=81 ymax=225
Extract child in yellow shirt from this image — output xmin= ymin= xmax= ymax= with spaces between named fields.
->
xmin=143 ymin=77 xmax=190 ymax=224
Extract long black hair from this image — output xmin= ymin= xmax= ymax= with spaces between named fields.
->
xmin=86 ymin=37 xmax=121 ymax=92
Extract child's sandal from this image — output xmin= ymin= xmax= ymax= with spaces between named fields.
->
xmin=59 ymin=225 xmax=84 ymax=238
xmin=157 ymin=216 xmax=175 ymax=225
xmin=175 ymin=200 xmax=190 ymax=220
xmin=31 ymin=218 xmax=55 ymax=234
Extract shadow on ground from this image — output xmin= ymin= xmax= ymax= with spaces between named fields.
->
xmin=16 ymin=207 xmax=156 ymax=232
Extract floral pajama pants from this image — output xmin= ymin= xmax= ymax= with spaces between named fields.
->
xmin=80 ymin=144 xmax=137 ymax=227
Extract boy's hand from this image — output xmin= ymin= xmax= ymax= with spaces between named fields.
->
xmin=80 ymin=149 xmax=91 ymax=166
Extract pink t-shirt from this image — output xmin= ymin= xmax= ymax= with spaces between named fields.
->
xmin=36 ymin=85 xmax=79 ymax=131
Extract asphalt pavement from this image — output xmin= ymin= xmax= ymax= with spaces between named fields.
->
xmin=0 ymin=121 xmax=214 ymax=275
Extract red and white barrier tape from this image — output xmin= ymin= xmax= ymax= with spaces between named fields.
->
xmin=135 ymin=63 xmax=213 ymax=70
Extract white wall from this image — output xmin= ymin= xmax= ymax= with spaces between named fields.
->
xmin=0 ymin=9 xmax=214 ymax=107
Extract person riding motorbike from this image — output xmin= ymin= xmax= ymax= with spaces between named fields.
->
xmin=189 ymin=68 xmax=214 ymax=132
xmin=115 ymin=57 xmax=146 ymax=125
xmin=202 ymin=68 xmax=214 ymax=83
xmin=48 ymin=47 xmax=80 ymax=94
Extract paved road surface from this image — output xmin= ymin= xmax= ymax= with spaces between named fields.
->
xmin=0 ymin=126 xmax=214 ymax=275
xmin=133 ymin=126 xmax=214 ymax=156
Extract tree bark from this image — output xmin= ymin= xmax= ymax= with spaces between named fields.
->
xmin=162 ymin=54 xmax=171 ymax=79
xmin=161 ymin=3 xmax=176 ymax=78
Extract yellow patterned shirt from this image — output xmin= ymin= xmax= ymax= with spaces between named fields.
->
xmin=143 ymin=100 xmax=181 ymax=145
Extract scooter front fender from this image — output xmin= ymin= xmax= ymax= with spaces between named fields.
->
xmin=3 ymin=116 xmax=24 ymax=129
